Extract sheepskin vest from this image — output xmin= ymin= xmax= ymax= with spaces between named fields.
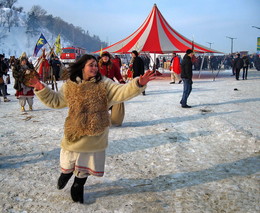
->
xmin=64 ymin=79 xmax=110 ymax=142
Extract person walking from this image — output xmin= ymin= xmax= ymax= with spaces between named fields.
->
xmin=28 ymin=54 xmax=155 ymax=204
xmin=233 ymin=53 xmax=244 ymax=80
xmin=98 ymin=51 xmax=126 ymax=126
xmin=170 ymin=52 xmax=182 ymax=84
xmin=180 ymin=49 xmax=194 ymax=108
xmin=131 ymin=50 xmax=145 ymax=95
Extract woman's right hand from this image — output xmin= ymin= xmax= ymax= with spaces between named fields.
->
xmin=28 ymin=76 xmax=45 ymax=91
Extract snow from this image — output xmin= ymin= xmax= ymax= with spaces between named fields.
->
xmin=0 ymin=68 xmax=260 ymax=213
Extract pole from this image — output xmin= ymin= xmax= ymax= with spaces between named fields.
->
xmin=206 ymin=42 xmax=213 ymax=49
xmin=226 ymin=36 xmax=237 ymax=54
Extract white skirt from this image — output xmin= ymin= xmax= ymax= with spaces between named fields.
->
xmin=60 ymin=148 xmax=105 ymax=178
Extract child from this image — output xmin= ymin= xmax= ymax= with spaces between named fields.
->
xmin=29 ymin=54 xmax=155 ymax=203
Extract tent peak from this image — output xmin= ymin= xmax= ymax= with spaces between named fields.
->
xmin=154 ymin=3 xmax=157 ymax=7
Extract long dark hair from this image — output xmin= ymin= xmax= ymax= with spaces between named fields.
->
xmin=68 ymin=54 xmax=102 ymax=83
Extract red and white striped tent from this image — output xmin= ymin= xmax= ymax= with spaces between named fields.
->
xmin=94 ymin=4 xmax=220 ymax=54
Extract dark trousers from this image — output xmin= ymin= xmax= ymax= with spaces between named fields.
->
xmin=0 ymin=83 xmax=6 ymax=98
xmin=235 ymin=68 xmax=241 ymax=80
xmin=180 ymin=78 xmax=192 ymax=106
xmin=242 ymin=66 xmax=248 ymax=80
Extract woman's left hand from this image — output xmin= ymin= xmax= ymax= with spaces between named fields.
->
xmin=138 ymin=70 xmax=156 ymax=86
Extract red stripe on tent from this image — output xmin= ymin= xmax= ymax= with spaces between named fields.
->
xmin=142 ymin=7 xmax=161 ymax=52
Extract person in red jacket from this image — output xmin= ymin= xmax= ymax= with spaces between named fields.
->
xmin=170 ymin=52 xmax=182 ymax=84
xmin=98 ymin=51 xmax=125 ymax=126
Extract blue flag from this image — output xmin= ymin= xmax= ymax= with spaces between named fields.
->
xmin=33 ymin=33 xmax=48 ymax=56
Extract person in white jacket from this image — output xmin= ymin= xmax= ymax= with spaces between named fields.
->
xmin=28 ymin=54 xmax=155 ymax=204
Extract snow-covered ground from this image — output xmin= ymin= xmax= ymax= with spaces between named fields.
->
xmin=0 ymin=69 xmax=259 ymax=213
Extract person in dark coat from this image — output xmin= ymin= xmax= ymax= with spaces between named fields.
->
xmin=0 ymin=54 xmax=10 ymax=102
xmin=242 ymin=55 xmax=250 ymax=80
xmin=51 ymin=56 xmax=61 ymax=81
xmin=233 ymin=53 xmax=244 ymax=80
xmin=180 ymin=49 xmax=194 ymax=108
xmin=131 ymin=50 xmax=145 ymax=95
xmin=255 ymin=55 xmax=260 ymax=71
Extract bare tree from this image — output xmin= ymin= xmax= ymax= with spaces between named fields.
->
xmin=30 ymin=5 xmax=47 ymax=17
xmin=5 ymin=9 xmax=13 ymax=32
xmin=2 ymin=0 xmax=17 ymax=9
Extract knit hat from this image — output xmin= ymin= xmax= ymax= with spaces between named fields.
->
xmin=186 ymin=49 xmax=193 ymax=54
xmin=101 ymin=51 xmax=111 ymax=58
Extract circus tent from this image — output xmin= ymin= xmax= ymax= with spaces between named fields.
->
xmin=94 ymin=4 xmax=220 ymax=54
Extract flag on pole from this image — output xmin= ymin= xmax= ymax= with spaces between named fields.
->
xmin=54 ymin=34 xmax=61 ymax=55
xmin=33 ymin=33 xmax=48 ymax=56
xmin=100 ymin=46 xmax=103 ymax=56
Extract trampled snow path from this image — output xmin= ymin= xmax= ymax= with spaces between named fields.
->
xmin=0 ymin=69 xmax=259 ymax=213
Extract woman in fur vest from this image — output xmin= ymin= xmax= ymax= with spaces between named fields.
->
xmin=28 ymin=54 xmax=155 ymax=203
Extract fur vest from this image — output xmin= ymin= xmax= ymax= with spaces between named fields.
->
xmin=64 ymin=79 xmax=110 ymax=142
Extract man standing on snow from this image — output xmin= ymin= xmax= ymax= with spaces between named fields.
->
xmin=180 ymin=49 xmax=194 ymax=108
xmin=233 ymin=53 xmax=244 ymax=80
xmin=170 ymin=52 xmax=182 ymax=84
xmin=131 ymin=50 xmax=145 ymax=95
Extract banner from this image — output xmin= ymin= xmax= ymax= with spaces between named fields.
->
xmin=257 ymin=37 xmax=260 ymax=54
xmin=54 ymin=34 xmax=61 ymax=55
xmin=33 ymin=33 xmax=48 ymax=56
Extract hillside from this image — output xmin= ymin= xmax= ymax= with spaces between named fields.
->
xmin=0 ymin=6 xmax=106 ymax=58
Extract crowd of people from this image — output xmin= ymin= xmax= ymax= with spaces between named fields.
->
xmin=1 ymin=50 xmax=259 ymax=109
xmin=1 ymin=48 xmax=259 ymax=203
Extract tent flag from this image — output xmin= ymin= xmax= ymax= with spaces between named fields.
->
xmin=33 ymin=33 xmax=48 ymax=56
xmin=54 ymin=34 xmax=61 ymax=55
xmin=93 ymin=4 xmax=221 ymax=54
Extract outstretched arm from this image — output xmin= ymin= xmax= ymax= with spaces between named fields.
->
xmin=138 ymin=70 xmax=156 ymax=86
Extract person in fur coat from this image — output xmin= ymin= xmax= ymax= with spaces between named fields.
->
xmin=28 ymin=54 xmax=155 ymax=204
xmin=13 ymin=57 xmax=35 ymax=111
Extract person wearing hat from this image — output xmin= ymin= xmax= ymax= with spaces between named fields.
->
xmin=98 ymin=51 xmax=126 ymax=126
xmin=12 ymin=57 xmax=35 ymax=111
xmin=180 ymin=49 xmax=194 ymax=108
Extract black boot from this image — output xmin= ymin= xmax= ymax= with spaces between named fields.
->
xmin=70 ymin=176 xmax=87 ymax=203
xmin=57 ymin=172 xmax=73 ymax=190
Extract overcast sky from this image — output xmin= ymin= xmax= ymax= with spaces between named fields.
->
xmin=16 ymin=0 xmax=260 ymax=54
